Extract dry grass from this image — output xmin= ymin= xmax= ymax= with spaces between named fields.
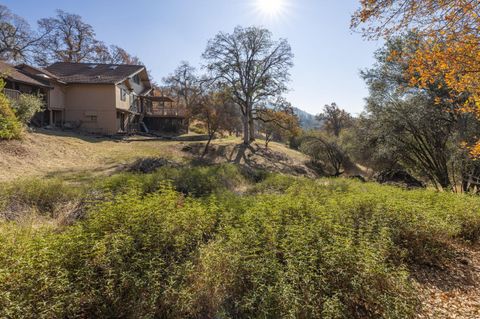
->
xmin=0 ymin=130 xmax=312 ymax=182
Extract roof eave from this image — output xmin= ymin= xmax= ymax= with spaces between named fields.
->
xmin=2 ymin=75 xmax=51 ymax=89
xmin=114 ymin=66 xmax=146 ymax=86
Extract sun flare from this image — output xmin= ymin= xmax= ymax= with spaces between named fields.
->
xmin=255 ymin=0 xmax=287 ymax=18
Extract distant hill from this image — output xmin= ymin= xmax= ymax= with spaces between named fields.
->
xmin=293 ymin=107 xmax=322 ymax=130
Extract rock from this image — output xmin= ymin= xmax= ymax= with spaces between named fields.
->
xmin=374 ymin=169 xmax=425 ymax=188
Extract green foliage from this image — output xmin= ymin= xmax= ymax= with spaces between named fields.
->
xmin=0 ymin=186 xmax=219 ymax=318
xmin=0 ymin=81 xmax=22 ymax=140
xmin=300 ymin=132 xmax=349 ymax=176
xmin=10 ymin=93 xmax=45 ymax=124
xmin=355 ymin=34 xmax=480 ymax=191
xmin=102 ymin=163 xmax=247 ymax=197
xmin=0 ymin=178 xmax=85 ymax=218
xmin=1 ymin=168 xmax=480 ymax=318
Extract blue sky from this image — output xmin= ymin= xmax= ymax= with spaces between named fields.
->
xmin=3 ymin=0 xmax=382 ymax=115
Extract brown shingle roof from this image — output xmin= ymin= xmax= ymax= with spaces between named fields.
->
xmin=16 ymin=64 xmax=61 ymax=80
xmin=45 ymin=62 xmax=146 ymax=84
xmin=0 ymin=61 xmax=50 ymax=88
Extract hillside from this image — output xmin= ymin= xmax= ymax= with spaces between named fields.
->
xmin=0 ymin=130 xmax=479 ymax=318
xmin=293 ymin=107 xmax=322 ymax=130
xmin=0 ymin=130 xmax=315 ymax=182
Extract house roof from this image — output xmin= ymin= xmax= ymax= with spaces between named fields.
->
xmin=45 ymin=62 xmax=149 ymax=85
xmin=0 ymin=61 xmax=50 ymax=88
xmin=16 ymin=64 xmax=61 ymax=81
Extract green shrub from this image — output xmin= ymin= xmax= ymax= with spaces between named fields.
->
xmin=10 ymin=93 xmax=45 ymax=125
xmin=188 ymin=192 xmax=417 ymax=318
xmin=0 ymin=178 xmax=85 ymax=219
xmin=0 ymin=186 xmax=219 ymax=318
xmin=1 ymin=173 xmax=480 ymax=318
xmin=0 ymin=82 xmax=22 ymax=140
xmin=248 ymin=173 xmax=299 ymax=194
xmin=102 ymin=163 xmax=247 ymax=197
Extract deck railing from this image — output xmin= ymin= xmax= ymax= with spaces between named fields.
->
xmin=3 ymin=88 xmax=21 ymax=100
xmin=146 ymin=107 xmax=187 ymax=118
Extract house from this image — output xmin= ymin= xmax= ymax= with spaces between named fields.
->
xmin=2 ymin=61 xmax=188 ymax=135
xmin=0 ymin=61 xmax=51 ymax=113
xmin=39 ymin=62 xmax=152 ymax=134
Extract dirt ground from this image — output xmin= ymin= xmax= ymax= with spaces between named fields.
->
xmin=0 ymin=129 xmax=314 ymax=182
xmin=415 ymin=244 xmax=480 ymax=319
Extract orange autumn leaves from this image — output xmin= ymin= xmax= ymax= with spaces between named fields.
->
xmin=352 ymin=0 xmax=480 ymax=156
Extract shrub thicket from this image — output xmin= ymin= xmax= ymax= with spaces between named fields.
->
xmin=1 ymin=168 xmax=480 ymax=318
xmin=0 ymin=81 xmax=22 ymax=140
xmin=102 ymin=163 xmax=247 ymax=196
xmin=10 ymin=93 xmax=45 ymax=125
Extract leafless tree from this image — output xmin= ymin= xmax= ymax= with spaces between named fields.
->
xmin=202 ymin=26 xmax=293 ymax=145
xmin=34 ymin=10 xmax=101 ymax=66
xmin=163 ymin=61 xmax=202 ymax=118
xmin=94 ymin=44 xmax=142 ymax=65
xmin=0 ymin=5 xmax=48 ymax=63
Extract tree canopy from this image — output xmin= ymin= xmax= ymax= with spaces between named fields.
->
xmin=352 ymin=0 xmax=480 ymax=154
xmin=203 ymin=26 xmax=293 ymax=144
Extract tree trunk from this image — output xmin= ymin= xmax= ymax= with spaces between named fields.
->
xmin=242 ymin=114 xmax=250 ymax=145
xmin=248 ymin=114 xmax=255 ymax=142
xmin=202 ymin=132 xmax=215 ymax=157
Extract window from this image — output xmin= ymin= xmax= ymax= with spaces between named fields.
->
xmin=132 ymin=74 xmax=140 ymax=84
xmin=86 ymin=115 xmax=97 ymax=122
xmin=120 ymin=88 xmax=127 ymax=101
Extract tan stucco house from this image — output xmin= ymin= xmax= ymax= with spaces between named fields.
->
xmin=19 ymin=62 xmax=154 ymax=134
xmin=2 ymin=61 xmax=188 ymax=134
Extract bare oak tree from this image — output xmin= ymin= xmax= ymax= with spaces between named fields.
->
xmin=94 ymin=44 xmax=142 ymax=65
xmin=163 ymin=61 xmax=201 ymax=113
xmin=202 ymin=26 xmax=293 ymax=145
xmin=0 ymin=5 xmax=48 ymax=62
xmin=34 ymin=10 xmax=101 ymax=66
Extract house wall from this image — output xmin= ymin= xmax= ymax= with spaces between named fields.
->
xmin=49 ymin=82 xmax=66 ymax=109
xmin=64 ymin=84 xmax=117 ymax=134
xmin=115 ymin=83 xmax=131 ymax=111
xmin=115 ymin=74 xmax=149 ymax=112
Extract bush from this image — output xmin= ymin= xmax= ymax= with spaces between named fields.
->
xmin=103 ymin=163 xmax=247 ymax=197
xmin=0 ymin=178 xmax=85 ymax=219
xmin=1 ymin=172 xmax=480 ymax=318
xmin=10 ymin=93 xmax=45 ymax=125
xmin=0 ymin=186 xmax=220 ymax=318
xmin=0 ymin=84 xmax=22 ymax=140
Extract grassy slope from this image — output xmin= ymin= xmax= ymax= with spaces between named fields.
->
xmin=0 ymin=130 xmax=313 ymax=182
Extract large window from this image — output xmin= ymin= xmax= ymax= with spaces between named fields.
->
xmin=120 ymin=88 xmax=127 ymax=101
